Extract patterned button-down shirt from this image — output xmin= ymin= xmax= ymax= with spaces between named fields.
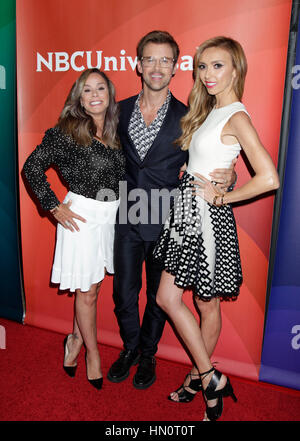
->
xmin=128 ymin=90 xmax=171 ymax=161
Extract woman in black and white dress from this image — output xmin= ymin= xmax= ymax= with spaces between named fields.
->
xmin=23 ymin=68 xmax=125 ymax=390
xmin=153 ymin=37 xmax=279 ymax=420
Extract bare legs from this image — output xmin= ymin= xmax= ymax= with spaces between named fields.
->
xmin=63 ymin=282 xmax=102 ymax=380
xmin=156 ymin=271 xmax=227 ymax=412
xmin=195 ymin=295 xmax=222 ymax=355
xmin=157 ymin=272 xmax=212 ymax=371
xmin=168 ymin=294 xmax=222 ymax=401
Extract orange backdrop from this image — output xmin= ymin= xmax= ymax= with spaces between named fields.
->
xmin=17 ymin=0 xmax=291 ymax=381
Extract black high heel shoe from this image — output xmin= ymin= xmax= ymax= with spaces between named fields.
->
xmin=63 ymin=335 xmax=78 ymax=378
xmin=85 ymin=353 xmax=103 ymax=390
xmin=201 ymin=367 xmax=237 ymax=421
xmin=168 ymin=372 xmax=202 ymax=403
xmin=88 ymin=377 xmax=103 ymax=390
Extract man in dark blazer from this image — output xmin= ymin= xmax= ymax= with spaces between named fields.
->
xmin=107 ymin=31 xmax=234 ymax=390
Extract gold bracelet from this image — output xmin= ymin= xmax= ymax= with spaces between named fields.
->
xmin=213 ymin=194 xmax=226 ymax=206
xmin=222 ymin=194 xmax=228 ymax=206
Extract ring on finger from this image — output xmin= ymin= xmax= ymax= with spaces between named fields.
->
xmin=65 ymin=220 xmax=71 ymax=227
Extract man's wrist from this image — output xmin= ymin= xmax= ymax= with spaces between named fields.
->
xmin=227 ymin=172 xmax=237 ymax=192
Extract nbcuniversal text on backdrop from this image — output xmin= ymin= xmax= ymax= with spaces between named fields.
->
xmin=36 ymin=49 xmax=194 ymax=72
xmin=33 ymin=53 xmax=300 ymax=90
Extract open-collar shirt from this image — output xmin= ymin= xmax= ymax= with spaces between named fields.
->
xmin=128 ymin=89 xmax=171 ymax=161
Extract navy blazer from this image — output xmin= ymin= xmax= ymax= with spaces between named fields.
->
xmin=116 ymin=93 xmax=188 ymax=241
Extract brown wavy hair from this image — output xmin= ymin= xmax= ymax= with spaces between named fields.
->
xmin=177 ymin=36 xmax=248 ymax=151
xmin=57 ymin=68 xmax=120 ymax=149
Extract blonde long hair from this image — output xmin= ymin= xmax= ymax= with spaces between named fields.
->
xmin=57 ymin=69 xmax=120 ymax=149
xmin=178 ymin=36 xmax=248 ymax=151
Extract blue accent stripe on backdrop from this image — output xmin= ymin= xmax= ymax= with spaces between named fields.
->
xmin=260 ymin=14 xmax=300 ymax=390
xmin=0 ymin=0 xmax=25 ymax=322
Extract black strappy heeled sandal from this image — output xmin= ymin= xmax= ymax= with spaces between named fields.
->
xmin=201 ymin=367 xmax=237 ymax=421
xmin=168 ymin=372 xmax=202 ymax=403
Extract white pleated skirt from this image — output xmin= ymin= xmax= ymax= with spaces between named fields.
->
xmin=51 ymin=191 xmax=120 ymax=292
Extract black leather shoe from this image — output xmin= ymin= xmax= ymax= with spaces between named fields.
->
xmin=107 ymin=349 xmax=140 ymax=383
xmin=133 ymin=356 xmax=156 ymax=389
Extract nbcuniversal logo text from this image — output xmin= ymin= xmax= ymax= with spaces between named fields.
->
xmin=0 ymin=65 xmax=6 ymax=89
xmin=292 ymin=65 xmax=300 ymax=90
xmin=36 ymin=50 xmax=194 ymax=72
xmin=291 ymin=325 xmax=300 ymax=350
xmin=32 ymin=56 xmax=300 ymax=88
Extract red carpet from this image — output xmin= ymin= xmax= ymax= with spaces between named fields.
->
xmin=0 ymin=318 xmax=299 ymax=423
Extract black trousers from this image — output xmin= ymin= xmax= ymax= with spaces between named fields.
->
xmin=113 ymin=225 xmax=167 ymax=357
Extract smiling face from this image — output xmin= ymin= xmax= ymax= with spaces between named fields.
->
xmin=80 ymin=72 xmax=109 ymax=117
xmin=198 ymin=46 xmax=237 ymax=101
xmin=137 ymin=42 xmax=177 ymax=93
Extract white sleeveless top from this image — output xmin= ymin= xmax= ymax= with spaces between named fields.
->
xmin=186 ymin=102 xmax=250 ymax=179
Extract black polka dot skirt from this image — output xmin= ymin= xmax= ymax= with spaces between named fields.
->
xmin=153 ymin=171 xmax=242 ymax=300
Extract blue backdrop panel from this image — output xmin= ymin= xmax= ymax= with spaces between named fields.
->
xmin=260 ymin=16 xmax=300 ymax=390
xmin=0 ymin=1 xmax=25 ymax=322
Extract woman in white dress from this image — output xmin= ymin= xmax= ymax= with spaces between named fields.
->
xmin=153 ymin=37 xmax=279 ymax=420
xmin=23 ymin=69 xmax=125 ymax=390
